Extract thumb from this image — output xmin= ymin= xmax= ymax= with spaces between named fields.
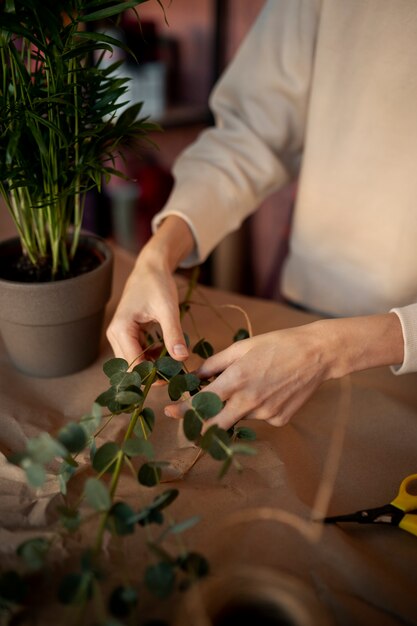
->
xmin=159 ymin=308 xmax=189 ymax=361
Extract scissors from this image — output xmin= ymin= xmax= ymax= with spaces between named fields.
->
xmin=322 ymin=474 xmax=417 ymax=538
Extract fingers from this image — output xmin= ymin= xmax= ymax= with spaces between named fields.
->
xmin=106 ymin=319 xmax=145 ymax=366
xmin=158 ymin=305 xmax=189 ymax=361
xmin=195 ymin=342 xmax=245 ymax=379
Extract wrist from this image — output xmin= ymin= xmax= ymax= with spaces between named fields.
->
xmin=314 ymin=313 xmax=405 ymax=379
xmin=138 ymin=215 xmax=195 ymax=273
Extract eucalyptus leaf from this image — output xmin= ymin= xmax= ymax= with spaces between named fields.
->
xmin=103 ymin=358 xmax=129 ymax=378
xmin=235 ymin=426 xmax=257 ymax=441
xmin=57 ymin=422 xmax=88 ymax=454
xmin=183 ymin=409 xmax=202 ymax=442
xmin=134 ymin=407 xmax=155 ymax=438
xmin=138 ymin=461 xmax=169 ymax=487
xmin=122 ymin=438 xmax=154 ymax=459
xmin=17 ymin=538 xmax=49 ymax=571
xmin=151 ymin=489 xmax=179 ymax=512
xmin=167 ymin=516 xmax=200 ymax=536
xmin=192 ymin=338 xmax=214 ymax=358
xmin=156 ymin=356 xmax=183 ymax=379
xmin=58 ymin=506 xmax=81 ymax=532
xmin=108 ymin=502 xmax=136 ymax=536
xmin=192 ymin=392 xmax=224 ymax=419
xmin=95 ymin=387 xmax=117 ymax=408
xmin=115 ymin=389 xmax=143 ymax=405
xmin=177 ymin=552 xmax=210 ymax=579
xmin=168 ymin=373 xmax=200 ymax=401
xmin=110 ymin=370 xmax=141 ymax=389
xmin=92 ymin=442 xmax=120 ymax=474
xmin=27 ymin=432 xmax=67 ymax=464
xmin=144 ymin=562 xmax=175 ymax=599
xmin=200 ymin=426 xmax=231 ymax=461
xmin=233 ymin=328 xmax=250 ymax=342
xmin=133 ymin=360 xmax=154 ymax=381
xmin=84 ymin=478 xmax=111 ymax=512
xmin=23 ymin=460 xmax=46 ymax=488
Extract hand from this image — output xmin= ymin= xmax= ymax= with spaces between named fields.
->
xmin=164 ymin=313 xmax=404 ymax=429
xmin=106 ymin=216 xmax=195 ymax=365
xmin=165 ymin=323 xmax=333 ymax=429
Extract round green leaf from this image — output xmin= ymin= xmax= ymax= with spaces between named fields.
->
xmin=92 ymin=442 xmax=119 ymax=474
xmin=95 ymin=387 xmax=117 ymax=408
xmin=103 ymin=358 xmax=129 ymax=378
xmin=192 ymin=392 xmax=224 ymax=419
xmin=122 ymin=438 xmax=154 ymax=459
xmin=84 ymin=478 xmax=111 ymax=512
xmin=110 ymin=370 xmax=141 ymax=389
xmin=155 ymin=356 xmax=183 ymax=379
xmin=17 ymin=538 xmax=49 ymax=571
xmin=57 ymin=422 xmax=88 ymax=454
xmin=201 ymin=425 xmax=230 ymax=460
xmin=108 ymin=502 xmax=136 ymax=536
xmin=134 ymin=407 xmax=155 ymax=438
xmin=178 ymin=552 xmax=210 ymax=578
xmin=235 ymin=426 xmax=257 ymax=441
xmin=27 ymin=432 xmax=67 ymax=464
xmin=151 ymin=489 xmax=179 ymax=512
xmin=233 ymin=328 xmax=250 ymax=342
xmin=133 ymin=360 xmax=154 ymax=381
xmin=192 ymin=338 xmax=214 ymax=358
xmin=167 ymin=375 xmax=186 ymax=401
xmin=183 ymin=409 xmax=202 ymax=441
xmin=167 ymin=515 xmax=200 ymax=536
xmin=58 ymin=506 xmax=81 ymax=532
xmin=144 ymin=562 xmax=175 ymax=598
xmin=138 ymin=462 xmax=162 ymax=487
xmin=23 ymin=460 xmax=46 ymax=488
xmin=115 ymin=389 xmax=142 ymax=405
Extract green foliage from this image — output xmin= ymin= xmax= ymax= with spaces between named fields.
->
xmin=17 ymin=538 xmax=49 ymax=571
xmin=84 ymin=478 xmax=111 ymax=512
xmin=192 ymin=338 xmax=214 ymax=358
xmin=2 ymin=281 xmax=257 ymax=624
xmin=0 ymin=0 xmax=160 ymax=277
xmin=233 ymin=328 xmax=250 ymax=342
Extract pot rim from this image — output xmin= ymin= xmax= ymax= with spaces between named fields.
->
xmin=0 ymin=232 xmax=113 ymax=289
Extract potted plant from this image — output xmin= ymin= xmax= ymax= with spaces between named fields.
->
xmin=0 ymin=0 xmax=159 ymax=377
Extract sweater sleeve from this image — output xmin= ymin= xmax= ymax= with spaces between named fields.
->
xmin=390 ymin=304 xmax=417 ymax=374
xmin=152 ymin=0 xmax=321 ymax=267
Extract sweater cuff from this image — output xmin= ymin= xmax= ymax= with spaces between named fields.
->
xmin=390 ymin=305 xmax=417 ymax=375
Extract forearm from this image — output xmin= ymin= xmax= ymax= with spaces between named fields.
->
xmin=316 ymin=313 xmax=404 ymax=379
xmin=137 ymin=215 xmax=195 ymax=273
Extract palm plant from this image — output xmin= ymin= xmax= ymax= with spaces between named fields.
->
xmin=0 ymin=0 xmax=158 ymax=278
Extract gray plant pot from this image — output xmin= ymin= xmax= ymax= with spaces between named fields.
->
xmin=0 ymin=234 xmax=113 ymax=377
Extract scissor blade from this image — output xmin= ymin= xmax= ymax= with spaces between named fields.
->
xmin=322 ymin=504 xmax=405 ymax=526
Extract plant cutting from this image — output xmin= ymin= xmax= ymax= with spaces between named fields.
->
xmin=0 ymin=0 xmax=161 ymax=376
xmin=0 ymin=280 xmax=257 ymax=626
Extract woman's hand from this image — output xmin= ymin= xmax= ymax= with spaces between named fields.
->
xmin=106 ymin=216 xmax=195 ymax=365
xmin=164 ymin=313 xmax=404 ymax=430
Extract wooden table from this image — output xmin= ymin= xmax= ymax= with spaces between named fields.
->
xmin=0 ymin=245 xmax=416 ymax=626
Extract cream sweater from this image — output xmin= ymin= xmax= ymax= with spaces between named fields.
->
xmin=153 ymin=0 xmax=417 ymax=374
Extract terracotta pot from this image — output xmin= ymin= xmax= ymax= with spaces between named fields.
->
xmin=0 ymin=234 xmax=113 ymax=377
xmin=174 ymin=566 xmax=333 ymax=626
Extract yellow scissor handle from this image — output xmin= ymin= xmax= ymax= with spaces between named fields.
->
xmin=399 ymin=514 xmax=417 ymax=538
xmin=390 ymin=474 xmax=417 ymax=512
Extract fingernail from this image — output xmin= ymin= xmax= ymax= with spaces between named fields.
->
xmin=173 ymin=344 xmax=188 ymax=358
xmin=164 ymin=408 xmax=174 ymax=418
